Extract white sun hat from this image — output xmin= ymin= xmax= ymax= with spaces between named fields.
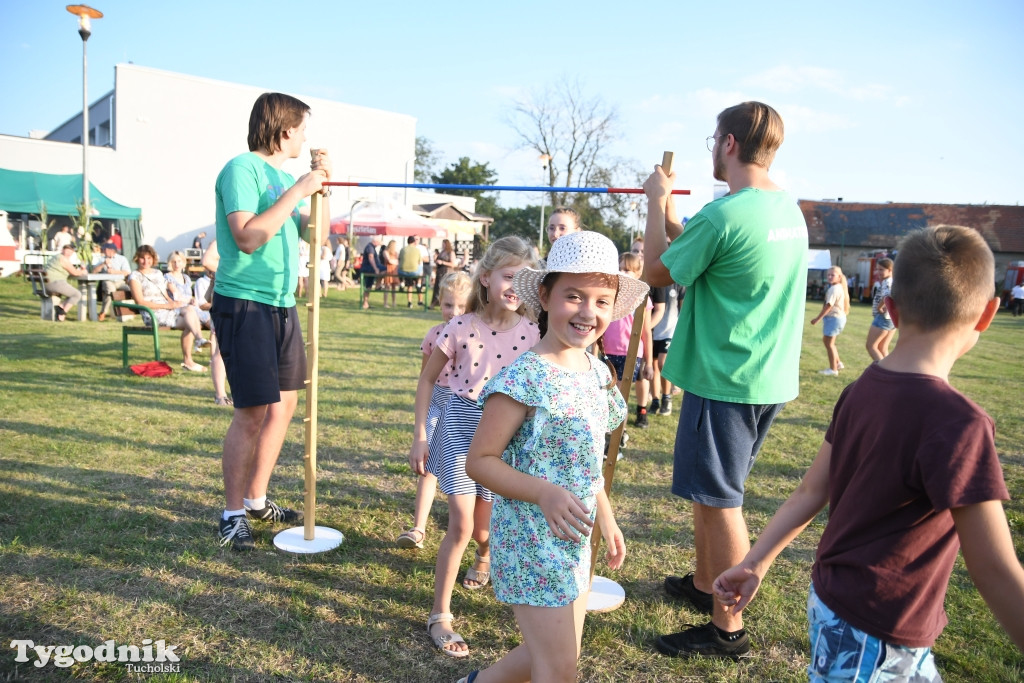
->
xmin=513 ymin=231 xmax=650 ymax=322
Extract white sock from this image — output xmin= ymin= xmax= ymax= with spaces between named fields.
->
xmin=244 ymin=496 xmax=266 ymax=511
xmin=222 ymin=508 xmax=245 ymax=521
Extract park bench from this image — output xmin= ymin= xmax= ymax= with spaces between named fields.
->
xmin=26 ymin=265 xmax=59 ymax=321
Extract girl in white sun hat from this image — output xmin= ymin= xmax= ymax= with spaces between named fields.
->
xmin=460 ymin=230 xmax=649 ymax=683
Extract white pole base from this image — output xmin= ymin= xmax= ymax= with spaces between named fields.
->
xmin=586 ymin=575 xmax=626 ymax=612
xmin=273 ymin=526 xmax=344 ymax=554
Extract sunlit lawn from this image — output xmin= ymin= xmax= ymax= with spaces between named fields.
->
xmin=1 ymin=275 xmax=1021 ymax=682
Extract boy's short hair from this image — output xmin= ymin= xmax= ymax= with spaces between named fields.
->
xmin=891 ymin=225 xmax=994 ymax=331
xmin=247 ymin=93 xmax=310 ymax=154
xmin=717 ymin=101 xmax=785 ymax=168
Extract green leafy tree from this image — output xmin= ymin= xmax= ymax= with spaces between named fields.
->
xmin=414 ymin=136 xmax=442 ymax=183
xmin=432 ymin=157 xmax=499 ymax=217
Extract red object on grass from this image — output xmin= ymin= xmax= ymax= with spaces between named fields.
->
xmin=130 ymin=360 xmax=173 ymax=377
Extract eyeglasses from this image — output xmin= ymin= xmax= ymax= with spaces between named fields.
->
xmin=705 ymin=134 xmax=723 ymax=152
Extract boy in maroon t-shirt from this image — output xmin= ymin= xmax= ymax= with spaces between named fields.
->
xmin=712 ymin=226 xmax=1024 ymax=677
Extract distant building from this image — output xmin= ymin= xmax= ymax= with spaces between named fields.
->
xmin=801 ymin=199 xmax=1024 ymax=277
xmin=0 ymin=64 xmax=476 ymax=255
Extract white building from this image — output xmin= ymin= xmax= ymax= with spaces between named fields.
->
xmin=0 ymin=63 xmax=476 ymax=255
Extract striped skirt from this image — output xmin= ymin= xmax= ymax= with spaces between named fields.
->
xmin=426 ymin=394 xmax=493 ymax=501
xmin=426 ymin=384 xmax=452 ymax=451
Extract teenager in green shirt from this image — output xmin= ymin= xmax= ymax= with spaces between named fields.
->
xmin=642 ymin=101 xmax=807 ymax=659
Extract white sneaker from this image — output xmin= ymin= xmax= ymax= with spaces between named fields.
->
xmin=819 ymin=368 xmax=839 ymax=376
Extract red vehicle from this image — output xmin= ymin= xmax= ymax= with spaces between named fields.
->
xmin=854 ymin=250 xmax=891 ymax=302
xmin=1002 ymin=261 xmax=1024 ymax=307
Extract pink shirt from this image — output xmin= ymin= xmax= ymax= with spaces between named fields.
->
xmin=421 ymin=322 xmax=453 ymax=388
xmin=602 ymin=299 xmax=653 ymax=357
xmin=435 ymin=312 xmax=540 ymax=401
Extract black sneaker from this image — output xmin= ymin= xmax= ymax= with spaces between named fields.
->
xmin=664 ymin=573 xmax=713 ymax=614
xmin=658 ymin=397 xmax=673 ymax=416
xmin=246 ymin=499 xmax=303 ymax=524
xmin=218 ymin=515 xmax=255 ymax=551
xmin=650 ymin=397 xmax=661 ymax=413
xmin=654 ymin=622 xmax=750 ymax=660
xmin=635 ymin=411 xmax=649 ymax=429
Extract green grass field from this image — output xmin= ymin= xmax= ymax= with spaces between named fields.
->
xmin=1 ymin=276 xmax=1021 ymax=682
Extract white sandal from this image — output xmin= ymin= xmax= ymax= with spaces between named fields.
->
xmin=397 ymin=527 xmax=425 ymax=549
xmin=427 ymin=612 xmax=469 ymax=658
xmin=462 ymin=550 xmax=490 ymax=590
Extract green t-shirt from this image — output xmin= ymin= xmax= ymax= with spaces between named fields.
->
xmin=214 ymin=152 xmax=306 ymax=307
xmin=661 ymin=187 xmax=807 ymax=404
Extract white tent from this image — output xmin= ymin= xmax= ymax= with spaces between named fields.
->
xmin=808 ymin=249 xmax=832 ymax=269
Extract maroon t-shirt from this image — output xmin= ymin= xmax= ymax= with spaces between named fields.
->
xmin=812 ymin=363 xmax=1008 ymax=648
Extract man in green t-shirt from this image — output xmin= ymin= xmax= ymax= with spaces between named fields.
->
xmin=642 ymin=102 xmax=808 ymax=659
xmin=211 ymin=92 xmax=332 ymax=551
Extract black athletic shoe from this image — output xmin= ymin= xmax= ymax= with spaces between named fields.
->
xmin=654 ymin=621 xmax=750 ymax=660
xmin=658 ymin=397 xmax=673 ymax=416
xmin=635 ymin=411 xmax=649 ymax=429
xmin=246 ymin=499 xmax=303 ymax=524
xmin=218 ymin=515 xmax=255 ymax=551
xmin=664 ymin=573 xmax=713 ymax=614
xmin=650 ymin=398 xmax=661 ymax=413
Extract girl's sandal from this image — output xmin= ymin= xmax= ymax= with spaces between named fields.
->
xmin=396 ymin=527 xmax=425 ymax=549
xmin=462 ymin=550 xmax=490 ymax=590
xmin=426 ymin=612 xmax=469 ymax=658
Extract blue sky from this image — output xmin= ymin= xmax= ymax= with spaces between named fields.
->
xmin=2 ymin=0 xmax=1021 ymax=217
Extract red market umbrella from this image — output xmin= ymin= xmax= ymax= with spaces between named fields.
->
xmin=330 ymin=202 xmax=445 ymax=238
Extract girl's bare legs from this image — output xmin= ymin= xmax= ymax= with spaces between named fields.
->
xmin=211 ymin=334 xmax=229 ymax=401
xmin=408 ymin=472 xmax=438 ymax=538
xmin=429 ymin=493 xmax=479 ymax=656
xmin=474 ymin=593 xmax=588 ymax=683
xmin=463 ymin=496 xmax=491 ymax=588
xmin=866 ymin=325 xmax=894 ymax=361
xmin=823 ymin=334 xmax=840 ymax=372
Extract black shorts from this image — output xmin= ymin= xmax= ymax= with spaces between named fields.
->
xmin=653 ymin=338 xmax=672 ymax=356
xmin=211 ymin=294 xmax=306 ymax=408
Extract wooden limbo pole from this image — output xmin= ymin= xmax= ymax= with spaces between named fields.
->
xmin=587 ymin=151 xmax=673 ymax=611
xmin=273 ymin=178 xmax=344 ymax=554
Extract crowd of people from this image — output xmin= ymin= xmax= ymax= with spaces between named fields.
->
xmin=32 ymin=92 xmax=1023 ymax=682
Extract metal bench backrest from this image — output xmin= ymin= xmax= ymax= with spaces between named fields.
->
xmin=26 ymin=266 xmax=51 ymax=299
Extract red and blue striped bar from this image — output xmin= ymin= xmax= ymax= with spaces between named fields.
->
xmin=325 ymin=181 xmax=689 ymax=195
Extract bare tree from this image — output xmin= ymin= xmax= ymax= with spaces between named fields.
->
xmin=507 ymin=78 xmax=620 ymax=208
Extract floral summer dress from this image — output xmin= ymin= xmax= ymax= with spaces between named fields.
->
xmin=478 ymin=351 xmax=626 ymax=607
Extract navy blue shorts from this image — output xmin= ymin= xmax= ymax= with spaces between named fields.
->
xmin=210 ymin=294 xmax=306 ymax=408
xmin=605 ymin=354 xmax=641 ymax=382
xmin=671 ymin=393 xmax=784 ymax=507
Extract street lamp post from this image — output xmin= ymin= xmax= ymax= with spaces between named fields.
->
xmin=66 ymin=5 xmax=103 ymax=222
xmin=537 ymin=154 xmax=551 ymax=251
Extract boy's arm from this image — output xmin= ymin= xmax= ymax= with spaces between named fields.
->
xmin=713 ymin=441 xmax=832 ymax=613
xmin=952 ymin=500 xmax=1024 ymax=649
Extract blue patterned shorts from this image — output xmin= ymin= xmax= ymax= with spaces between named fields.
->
xmin=807 ymin=584 xmax=942 ymax=682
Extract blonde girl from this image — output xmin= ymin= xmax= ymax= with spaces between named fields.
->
xmin=382 ymin=239 xmax=400 ymax=307
xmin=397 ymin=271 xmax=473 ymax=549
xmin=811 ymin=265 xmax=851 ymax=375
xmin=411 ymin=235 xmax=539 ymax=658
xmin=459 ymin=231 xmax=649 ymax=683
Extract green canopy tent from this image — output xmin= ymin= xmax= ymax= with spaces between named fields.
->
xmin=0 ymin=168 xmax=142 ymax=258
